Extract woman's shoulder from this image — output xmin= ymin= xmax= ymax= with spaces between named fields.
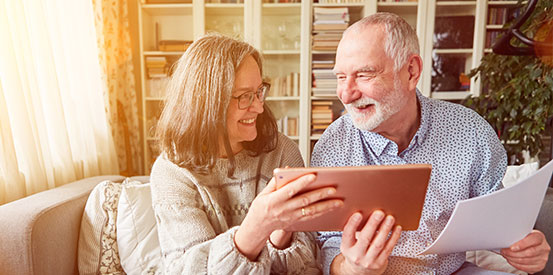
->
xmin=150 ymin=154 xmax=197 ymax=184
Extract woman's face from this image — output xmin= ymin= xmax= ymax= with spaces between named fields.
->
xmin=225 ymin=55 xmax=264 ymax=153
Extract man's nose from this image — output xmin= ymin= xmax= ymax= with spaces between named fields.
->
xmin=338 ymin=77 xmax=361 ymax=104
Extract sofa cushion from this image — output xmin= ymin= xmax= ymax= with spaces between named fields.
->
xmin=0 ymin=175 xmax=125 ymax=275
xmin=117 ymin=182 xmax=161 ymax=274
xmin=78 ymin=178 xmax=142 ymax=275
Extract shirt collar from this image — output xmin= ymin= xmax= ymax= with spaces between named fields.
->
xmin=358 ymin=89 xmax=431 ymax=156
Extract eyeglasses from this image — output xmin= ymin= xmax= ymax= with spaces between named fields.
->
xmin=231 ymin=82 xmax=270 ymax=110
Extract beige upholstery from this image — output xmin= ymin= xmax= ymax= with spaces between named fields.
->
xmin=0 ymin=174 xmax=550 ymax=274
xmin=0 ymin=175 xmax=148 ymax=275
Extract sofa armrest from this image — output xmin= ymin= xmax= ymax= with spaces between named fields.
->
xmin=0 ymin=175 xmax=125 ymax=275
xmin=535 ymin=187 xmax=553 ymax=275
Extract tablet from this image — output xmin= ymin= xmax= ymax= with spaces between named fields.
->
xmin=273 ymin=164 xmax=431 ymax=231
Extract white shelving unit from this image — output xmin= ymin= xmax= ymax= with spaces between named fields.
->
xmin=136 ymin=0 xmax=515 ymax=172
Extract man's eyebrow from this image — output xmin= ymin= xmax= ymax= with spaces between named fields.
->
xmin=356 ymin=66 xmax=378 ymax=73
xmin=332 ymin=65 xmax=378 ymax=75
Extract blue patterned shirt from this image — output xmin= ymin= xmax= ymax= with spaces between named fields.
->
xmin=312 ymin=90 xmax=507 ymax=275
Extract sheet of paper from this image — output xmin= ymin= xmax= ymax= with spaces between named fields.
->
xmin=420 ymin=160 xmax=553 ymax=255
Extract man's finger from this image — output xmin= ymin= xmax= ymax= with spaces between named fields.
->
xmin=364 ymin=215 xmax=395 ymax=260
xmin=341 ymin=212 xmax=363 ymax=249
xmin=377 ymin=225 xmax=402 ymax=262
xmin=507 ymin=230 xmax=545 ymax=252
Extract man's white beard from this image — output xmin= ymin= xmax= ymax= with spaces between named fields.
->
xmin=344 ymin=77 xmax=405 ymax=131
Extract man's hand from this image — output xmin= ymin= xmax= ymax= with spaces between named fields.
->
xmin=501 ymin=230 xmax=550 ymax=273
xmin=331 ymin=210 xmax=402 ymax=275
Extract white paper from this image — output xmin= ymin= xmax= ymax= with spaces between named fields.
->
xmin=420 ymin=160 xmax=553 ymax=255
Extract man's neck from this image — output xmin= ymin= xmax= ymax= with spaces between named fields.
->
xmin=375 ymin=94 xmax=421 ymax=154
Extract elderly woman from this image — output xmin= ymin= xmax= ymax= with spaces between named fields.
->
xmin=150 ymin=34 xmax=343 ymax=274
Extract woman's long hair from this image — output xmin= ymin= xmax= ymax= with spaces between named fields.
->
xmin=155 ymin=34 xmax=278 ymax=174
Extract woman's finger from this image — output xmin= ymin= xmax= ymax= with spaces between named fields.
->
xmin=258 ymin=177 xmax=277 ymax=195
xmin=282 ymin=186 xmax=337 ymax=212
xmin=295 ymin=198 xmax=343 ymax=220
xmin=272 ymin=173 xmax=316 ymax=201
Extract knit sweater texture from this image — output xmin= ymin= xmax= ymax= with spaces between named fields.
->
xmin=150 ymin=134 xmax=321 ymax=274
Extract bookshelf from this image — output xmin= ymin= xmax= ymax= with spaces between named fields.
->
xmin=136 ymin=0 xmax=515 ymax=172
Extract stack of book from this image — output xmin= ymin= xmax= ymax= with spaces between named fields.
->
xmin=312 ymin=7 xmax=349 ymax=51
xmin=268 ymin=72 xmax=300 ymax=97
xmin=145 ymin=56 xmax=168 ymax=78
xmin=312 ymin=68 xmax=337 ymax=96
xmin=311 ymin=101 xmax=334 ymax=135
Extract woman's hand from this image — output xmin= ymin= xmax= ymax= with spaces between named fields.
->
xmin=235 ymin=174 xmax=343 ymax=260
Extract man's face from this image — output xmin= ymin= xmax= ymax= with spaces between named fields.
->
xmin=333 ymin=26 xmax=409 ymax=132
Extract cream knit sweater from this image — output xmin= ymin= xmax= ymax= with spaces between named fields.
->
xmin=150 ymin=134 xmax=321 ymax=274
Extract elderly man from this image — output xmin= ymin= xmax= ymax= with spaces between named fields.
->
xmin=312 ymin=12 xmax=550 ymax=275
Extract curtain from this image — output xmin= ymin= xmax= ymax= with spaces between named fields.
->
xmin=93 ymin=0 xmax=143 ymax=176
xmin=0 ymin=0 xmax=119 ymax=205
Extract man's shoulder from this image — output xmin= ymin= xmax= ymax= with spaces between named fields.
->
xmin=424 ymin=96 xmax=489 ymax=126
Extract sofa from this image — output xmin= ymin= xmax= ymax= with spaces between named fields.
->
xmin=0 ymin=175 xmax=552 ymax=275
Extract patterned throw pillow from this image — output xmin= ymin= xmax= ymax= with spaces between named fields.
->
xmin=78 ymin=178 xmax=143 ymax=275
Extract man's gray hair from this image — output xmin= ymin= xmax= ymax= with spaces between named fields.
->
xmin=345 ymin=12 xmax=420 ymax=72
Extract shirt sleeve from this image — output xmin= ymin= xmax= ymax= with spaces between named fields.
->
xmin=317 ymin=231 xmax=343 ymax=275
xmin=150 ymin=156 xmax=271 ymax=275
xmin=469 ymin=113 xmax=508 ymax=198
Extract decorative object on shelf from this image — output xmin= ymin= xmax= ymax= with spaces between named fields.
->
xmin=464 ymin=0 xmax=553 ymax=164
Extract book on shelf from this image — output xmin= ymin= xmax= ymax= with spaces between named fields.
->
xmin=313 ymin=23 xmax=349 ymax=32
xmin=158 ymin=40 xmax=193 ymax=52
xmin=276 ymin=116 xmax=299 ymax=137
xmin=312 ymin=100 xmax=334 ymax=106
xmin=268 ymin=72 xmax=300 ymax=97
xmin=316 ymin=0 xmax=363 ymax=4
xmin=312 ymin=88 xmax=337 ymax=96
xmin=378 ymin=0 xmax=417 ymax=2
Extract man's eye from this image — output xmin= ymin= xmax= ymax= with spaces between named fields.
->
xmin=336 ymin=75 xmax=346 ymax=80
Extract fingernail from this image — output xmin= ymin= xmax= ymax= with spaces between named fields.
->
xmin=334 ymin=201 xmax=343 ymax=207
xmin=511 ymin=246 xmax=520 ymax=251
xmin=354 ymin=213 xmax=362 ymax=221
xmin=385 ymin=216 xmax=394 ymax=225
xmin=374 ymin=211 xmax=384 ymax=221
xmin=308 ymin=174 xmax=316 ymax=181
xmin=328 ymin=188 xmax=336 ymax=195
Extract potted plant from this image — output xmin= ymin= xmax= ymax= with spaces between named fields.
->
xmin=464 ymin=0 xmax=553 ymax=164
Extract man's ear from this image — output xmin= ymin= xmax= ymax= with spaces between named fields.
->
xmin=406 ymin=54 xmax=423 ymax=90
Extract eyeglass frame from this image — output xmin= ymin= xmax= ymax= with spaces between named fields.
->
xmin=231 ymin=82 xmax=271 ymax=110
